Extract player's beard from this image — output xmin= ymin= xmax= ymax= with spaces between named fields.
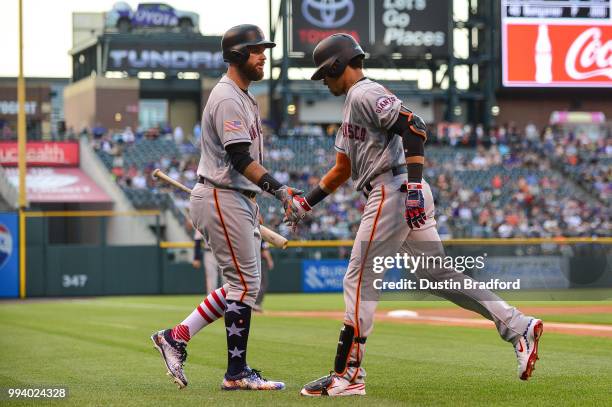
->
xmin=242 ymin=62 xmax=264 ymax=81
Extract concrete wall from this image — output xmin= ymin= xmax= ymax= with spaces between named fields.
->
xmin=64 ymin=77 xmax=97 ymax=132
xmin=64 ymin=76 xmax=139 ymax=132
xmin=169 ymin=99 xmax=198 ymax=136
xmin=95 ymin=78 xmax=139 ymax=131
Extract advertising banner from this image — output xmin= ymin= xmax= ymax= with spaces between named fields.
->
xmin=4 ymin=168 xmax=112 ymax=203
xmin=371 ymin=0 xmax=449 ymax=57
xmin=290 ymin=0 xmax=450 ymax=60
xmin=0 ymin=142 xmax=80 ymax=167
xmin=0 ymin=213 xmax=18 ymax=298
xmin=106 ymin=40 xmax=225 ymax=73
xmin=291 ymin=0 xmax=369 ymax=55
xmin=302 ymin=259 xmax=348 ymax=292
xmin=501 ymin=0 xmax=612 ymax=87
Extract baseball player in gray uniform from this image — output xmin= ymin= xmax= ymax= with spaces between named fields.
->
xmin=192 ymin=229 xmax=223 ymax=294
xmin=152 ymin=24 xmax=302 ymax=391
xmin=285 ymin=34 xmax=543 ymax=397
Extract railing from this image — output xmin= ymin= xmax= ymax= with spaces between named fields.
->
xmin=160 ymin=237 xmax=612 ymax=249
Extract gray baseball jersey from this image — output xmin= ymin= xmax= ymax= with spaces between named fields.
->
xmin=331 ymin=78 xmax=532 ymax=383
xmin=197 ymin=75 xmax=264 ymax=193
xmin=334 ymin=78 xmax=405 ymax=191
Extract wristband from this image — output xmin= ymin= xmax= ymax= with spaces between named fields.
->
xmin=407 ymin=163 xmax=423 ymax=183
xmin=304 ymin=185 xmax=329 ymax=207
xmin=405 ymin=183 xmax=422 ymax=190
xmin=294 ymin=195 xmax=312 ymax=211
xmin=257 ymin=172 xmax=283 ymax=195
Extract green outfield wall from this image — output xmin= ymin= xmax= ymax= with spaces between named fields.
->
xmin=23 ymin=214 xmax=612 ymax=297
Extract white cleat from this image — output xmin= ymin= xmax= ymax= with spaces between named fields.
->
xmin=515 ymin=318 xmax=543 ymax=381
xmin=300 ymin=373 xmax=365 ymax=397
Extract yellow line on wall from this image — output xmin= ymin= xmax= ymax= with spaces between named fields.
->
xmin=159 ymin=241 xmax=193 ymax=249
xmin=24 ymin=210 xmax=161 ymax=218
xmin=160 ymin=237 xmax=612 ymax=249
xmin=19 ymin=208 xmax=26 ymax=299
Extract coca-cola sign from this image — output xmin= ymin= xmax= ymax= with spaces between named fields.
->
xmin=565 ymin=27 xmax=612 ymax=80
xmin=503 ymin=24 xmax=612 ymax=87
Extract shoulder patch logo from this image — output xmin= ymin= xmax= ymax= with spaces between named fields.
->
xmin=224 ymin=120 xmax=243 ymax=132
xmin=375 ymin=95 xmax=397 ymax=114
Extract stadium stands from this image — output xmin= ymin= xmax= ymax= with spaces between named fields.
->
xmin=92 ymin=124 xmax=610 ymax=240
xmin=536 ymin=128 xmax=611 ymax=204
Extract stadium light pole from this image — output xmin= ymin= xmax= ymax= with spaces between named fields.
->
xmin=17 ymin=0 xmax=27 ymax=299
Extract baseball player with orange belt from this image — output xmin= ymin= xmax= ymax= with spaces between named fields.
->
xmin=286 ymin=34 xmax=544 ymax=397
xmin=152 ymin=24 xmax=302 ymax=391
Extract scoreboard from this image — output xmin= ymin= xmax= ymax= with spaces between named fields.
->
xmin=504 ymin=0 xmax=610 ymax=19
xmin=501 ymin=0 xmax=612 ymax=87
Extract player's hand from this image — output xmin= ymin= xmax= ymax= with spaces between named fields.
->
xmin=274 ymin=186 xmax=304 ymax=227
xmin=402 ymin=182 xmax=427 ymax=229
xmin=285 ymin=195 xmax=312 ymax=229
xmin=192 ymin=259 xmax=202 ymax=269
xmin=274 ymin=185 xmax=303 ymax=204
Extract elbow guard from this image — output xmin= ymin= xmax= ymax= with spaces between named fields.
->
xmin=390 ymin=106 xmax=428 ymax=144
xmin=390 ymin=107 xmax=426 ymax=182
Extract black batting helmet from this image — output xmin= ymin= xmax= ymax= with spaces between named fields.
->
xmin=311 ymin=33 xmax=365 ymax=81
xmin=222 ymin=24 xmax=276 ymax=65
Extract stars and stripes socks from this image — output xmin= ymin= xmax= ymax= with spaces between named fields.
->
xmin=224 ymin=300 xmax=252 ymax=377
xmin=170 ymin=284 xmax=228 ymax=343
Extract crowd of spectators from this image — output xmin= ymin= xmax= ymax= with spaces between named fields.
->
xmin=90 ymin=120 xmax=610 ymax=240
xmin=537 ymin=126 xmax=611 ymax=204
xmin=429 ymin=153 xmax=609 ymax=239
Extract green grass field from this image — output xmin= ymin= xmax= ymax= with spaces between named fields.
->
xmin=1 ymin=294 xmax=611 ymax=406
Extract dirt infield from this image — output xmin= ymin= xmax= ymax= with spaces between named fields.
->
xmin=267 ymin=305 xmax=612 ymax=338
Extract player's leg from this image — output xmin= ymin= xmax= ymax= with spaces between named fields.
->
xmin=167 ymin=236 xmax=227 ymax=344
xmin=171 ymin=284 xmax=229 ymax=341
xmin=341 ymin=184 xmax=407 ymax=379
xmin=302 ymin=181 xmax=408 ymax=396
xmin=204 ymin=249 xmax=218 ymax=294
xmin=404 ymin=180 xmax=543 ymax=380
xmin=151 ymin=282 xmax=230 ymax=387
xmin=254 ymin=252 xmax=268 ymax=312
xmin=151 ymin=285 xmax=229 ymax=389
xmin=151 ymin=184 xmax=232 ymax=388
xmin=200 ymin=189 xmax=284 ymax=390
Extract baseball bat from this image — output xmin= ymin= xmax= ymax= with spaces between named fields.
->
xmin=152 ymin=169 xmax=289 ymax=249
